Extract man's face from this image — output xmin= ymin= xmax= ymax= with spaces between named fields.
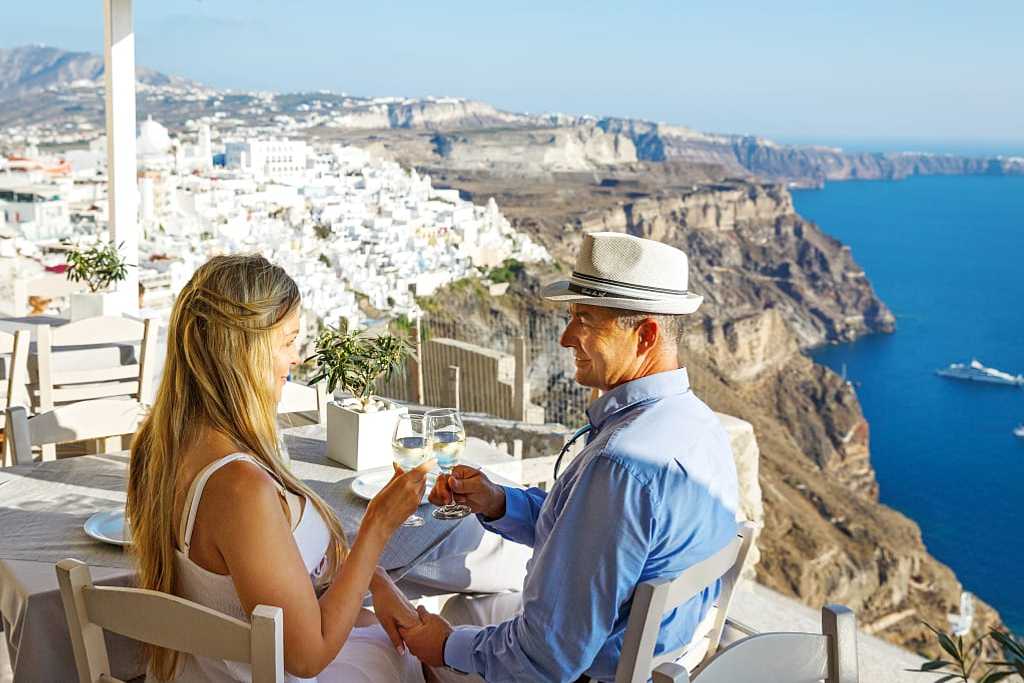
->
xmin=559 ymin=303 xmax=638 ymax=391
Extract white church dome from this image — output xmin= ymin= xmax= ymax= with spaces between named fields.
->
xmin=137 ymin=116 xmax=172 ymax=156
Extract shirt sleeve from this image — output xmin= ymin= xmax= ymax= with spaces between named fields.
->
xmin=445 ymin=456 xmax=655 ymax=682
xmin=477 ymin=485 xmax=547 ymax=547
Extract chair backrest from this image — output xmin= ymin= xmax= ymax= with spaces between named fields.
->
xmin=5 ymin=399 xmax=145 ymax=466
xmin=684 ymin=605 xmax=858 ymax=683
xmin=0 ymin=328 xmax=30 ymax=410
xmin=614 ymin=521 xmax=758 ymax=683
xmin=277 ymin=380 xmax=328 ymax=423
xmin=56 ymin=558 xmax=284 ymax=683
xmin=34 ymin=316 xmax=157 ymax=411
xmin=0 ymin=329 xmax=30 ymax=467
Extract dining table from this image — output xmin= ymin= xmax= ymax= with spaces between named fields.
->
xmin=0 ymin=423 xmax=517 ymax=682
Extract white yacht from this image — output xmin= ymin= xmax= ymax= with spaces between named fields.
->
xmin=1014 ymin=424 xmax=1024 ymax=438
xmin=936 ymin=359 xmax=1024 ymax=387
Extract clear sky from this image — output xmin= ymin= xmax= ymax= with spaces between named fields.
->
xmin=3 ymin=0 xmax=1022 ymax=149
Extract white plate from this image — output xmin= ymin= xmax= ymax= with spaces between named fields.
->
xmin=350 ymin=468 xmax=446 ymax=504
xmin=84 ymin=509 xmax=130 ymax=546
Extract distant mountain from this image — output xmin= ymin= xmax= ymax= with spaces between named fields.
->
xmin=0 ymin=45 xmax=195 ymax=100
xmin=1 ymin=44 xmax=1020 ymax=185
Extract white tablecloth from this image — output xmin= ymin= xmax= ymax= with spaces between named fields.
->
xmin=0 ymin=425 xmax=512 ymax=682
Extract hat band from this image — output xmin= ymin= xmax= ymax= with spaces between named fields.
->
xmin=571 ymin=271 xmax=690 ymax=297
xmin=566 ymin=283 xmax=652 ymax=300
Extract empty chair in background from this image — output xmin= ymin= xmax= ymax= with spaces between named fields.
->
xmin=31 ymin=315 xmax=157 ymax=459
xmin=5 ymin=399 xmax=145 ymax=466
xmin=0 ymin=329 xmax=30 ymax=467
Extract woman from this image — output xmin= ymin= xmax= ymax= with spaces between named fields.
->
xmin=127 ymin=254 xmax=431 ymax=682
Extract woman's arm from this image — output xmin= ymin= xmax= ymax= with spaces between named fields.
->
xmin=369 ymin=567 xmax=421 ymax=651
xmin=202 ymin=460 xmax=427 ymax=678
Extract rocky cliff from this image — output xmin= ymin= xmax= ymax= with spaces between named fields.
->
xmin=597 ymin=118 xmax=1024 ymax=184
xmin=423 ymin=123 xmax=638 ymax=172
xmin=562 ymin=181 xmax=895 ymax=347
xmin=326 ymin=98 xmax=536 ymax=132
xmin=416 ymin=179 xmax=1007 ymax=660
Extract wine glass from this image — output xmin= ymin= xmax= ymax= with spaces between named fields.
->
xmin=391 ymin=413 xmax=429 ymax=527
xmin=426 ymin=408 xmax=471 ymax=520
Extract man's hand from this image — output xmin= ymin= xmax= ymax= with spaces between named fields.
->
xmin=370 ymin=568 xmax=421 ymax=653
xmin=429 ymin=465 xmax=506 ymax=519
xmin=399 ymin=605 xmax=453 ymax=668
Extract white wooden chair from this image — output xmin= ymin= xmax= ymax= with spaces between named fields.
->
xmin=688 ymin=605 xmax=859 ymax=683
xmin=31 ymin=316 xmax=157 ymax=459
xmin=5 ymin=400 xmax=145 ymax=466
xmin=277 ymin=380 xmax=328 ymax=424
xmin=0 ymin=328 xmax=30 ymax=466
xmin=606 ymin=521 xmax=758 ymax=683
xmin=56 ymin=558 xmax=284 ymax=683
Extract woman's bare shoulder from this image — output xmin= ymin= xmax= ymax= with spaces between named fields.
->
xmin=198 ymin=456 xmax=287 ymax=522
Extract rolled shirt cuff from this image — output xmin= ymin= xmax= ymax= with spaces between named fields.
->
xmin=444 ymin=625 xmax=484 ymax=674
xmin=479 ymin=485 xmax=532 ymax=535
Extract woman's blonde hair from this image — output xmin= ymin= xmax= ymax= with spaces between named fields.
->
xmin=127 ymin=254 xmax=348 ymax=679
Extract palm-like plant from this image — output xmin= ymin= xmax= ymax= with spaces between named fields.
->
xmin=913 ymin=623 xmax=1024 ymax=682
xmin=65 ymin=241 xmax=130 ymax=293
xmin=306 ymin=327 xmax=411 ymax=411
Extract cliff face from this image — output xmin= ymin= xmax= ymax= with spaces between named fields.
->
xmin=327 ymin=99 xmax=535 ymax=131
xmin=730 ymin=137 xmax=1023 ymax=184
xmin=570 ymin=182 xmax=896 ymax=347
xmin=427 ymin=124 xmax=639 ymax=171
xmin=687 ymin=330 xmax=1004 ymax=658
xmin=365 ymin=116 xmax=1024 ymax=185
xmin=416 ymin=179 xmax=1006 ymax=659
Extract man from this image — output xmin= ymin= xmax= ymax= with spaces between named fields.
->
xmin=402 ymin=232 xmax=740 ymax=682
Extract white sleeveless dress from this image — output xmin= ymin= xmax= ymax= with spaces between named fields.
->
xmin=152 ymin=453 xmax=425 ymax=683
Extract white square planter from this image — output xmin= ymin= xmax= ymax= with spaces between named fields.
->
xmin=70 ymin=292 xmax=125 ymax=321
xmin=326 ymin=398 xmax=406 ymax=470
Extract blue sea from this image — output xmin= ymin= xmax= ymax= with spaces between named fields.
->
xmin=792 ymin=175 xmax=1024 ymax=635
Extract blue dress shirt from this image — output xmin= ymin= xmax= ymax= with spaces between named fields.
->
xmin=443 ymin=368 xmax=740 ymax=682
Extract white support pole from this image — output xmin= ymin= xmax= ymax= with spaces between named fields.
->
xmin=104 ymin=0 xmax=140 ymax=314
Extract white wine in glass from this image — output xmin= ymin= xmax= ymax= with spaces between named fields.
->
xmin=426 ymin=408 xmax=471 ymax=520
xmin=392 ymin=413 xmax=428 ymax=527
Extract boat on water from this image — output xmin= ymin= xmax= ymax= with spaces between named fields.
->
xmin=935 ymin=359 xmax=1024 ymax=387
xmin=1015 ymin=424 xmax=1024 ymax=438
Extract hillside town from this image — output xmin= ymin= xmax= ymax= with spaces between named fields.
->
xmin=0 ymin=113 xmax=550 ymax=330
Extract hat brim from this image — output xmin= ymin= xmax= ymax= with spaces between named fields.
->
xmin=540 ymin=280 xmax=703 ymax=315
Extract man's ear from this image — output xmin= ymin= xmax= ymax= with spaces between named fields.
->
xmin=636 ymin=318 xmax=659 ymax=353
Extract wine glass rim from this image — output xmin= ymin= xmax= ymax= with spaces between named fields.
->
xmin=425 ymin=407 xmax=459 ymax=416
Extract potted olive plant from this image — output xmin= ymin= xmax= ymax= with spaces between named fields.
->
xmin=65 ymin=241 xmax=131 ymax=320
xmin=307 ymin=327 xmax=412 ymax=469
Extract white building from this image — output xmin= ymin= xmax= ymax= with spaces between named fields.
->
xmin=0 ymin=185 xmax=71 ymax=241
xmin=225 ymin=139 xmax=309 ymax=180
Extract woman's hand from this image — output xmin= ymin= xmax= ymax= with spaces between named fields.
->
xmin=364 ymin=460 xmax=434 ymax=536
xmin=369 ymin=568 xmax=421 ymax=653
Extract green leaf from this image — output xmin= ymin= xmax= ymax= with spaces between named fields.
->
xmin=936 ymin=631 xmax=962 ymax=661
xmin=978 ymin=672 xmax=1014 ymax=683
xmin=920 ymin=660 xmax=956 ymax=671
xmin=990 ymin=630 xmax=1024 ymax=659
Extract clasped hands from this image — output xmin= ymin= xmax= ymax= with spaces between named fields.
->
xmin=373 ymin=465 xmax=507 ymax=667
xmin=371 ymin=575 xmax=452 ymax=667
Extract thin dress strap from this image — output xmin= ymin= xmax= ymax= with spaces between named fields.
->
xmin=178 ymin=453 xmax=298 ymax=553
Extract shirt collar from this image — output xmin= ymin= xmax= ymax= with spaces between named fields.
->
xmin=585 ymin=368 xmax=691 ymax=432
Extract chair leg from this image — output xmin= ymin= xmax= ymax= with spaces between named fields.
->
xmin=653 ymin=662 xmax=691 ymax=682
